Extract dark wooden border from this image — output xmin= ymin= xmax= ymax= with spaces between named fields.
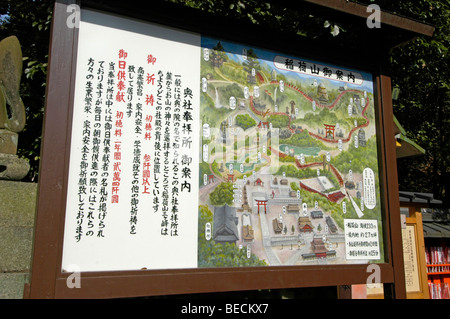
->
xmin=28 ymin=0 xmax=416 ymax=298
xmin=378 ymin=73 xmax=407 ymax=298
xmin=28 ymin=0 xmax=79 ymax=299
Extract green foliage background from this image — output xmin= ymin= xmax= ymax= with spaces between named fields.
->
xmin=1 ymin=0 xmax=448 ymax=206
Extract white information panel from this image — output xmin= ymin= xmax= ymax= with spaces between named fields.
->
xmin=62 ymin=10 xmax=201 ymax=271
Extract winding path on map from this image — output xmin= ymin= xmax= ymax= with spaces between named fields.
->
xmin=205 ymin=75 xmax=372 ymax=205
xmin=249 ymin=80 xmax=371 ymax=144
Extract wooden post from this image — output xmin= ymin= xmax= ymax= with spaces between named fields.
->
xmin=28 ymin=0 xmax=78 ymax=299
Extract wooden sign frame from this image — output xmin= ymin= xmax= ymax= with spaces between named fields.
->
xmin=27 ymin=0 xmax=433 ymax=299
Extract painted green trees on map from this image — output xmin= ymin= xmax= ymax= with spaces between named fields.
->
xmin=198 ymin=37 xmax=383 ymax=267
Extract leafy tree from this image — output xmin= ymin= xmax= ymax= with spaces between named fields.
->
xmin=0 ymin=0 xmax=54 ymax=181
xmin=267 ymin=114 xmax=289 ymax=129
xmin=378 ymin=1 xmax=450 ymax=205
xmin=282 ymin=129 xmax=331 ymax=150
xmin=209 ymin=181 xmax=234 ymax=206
xmin=235 ymin=113 xmax=256 ymax=130
xmin=333 ymin=136 xmax=379 ymax=174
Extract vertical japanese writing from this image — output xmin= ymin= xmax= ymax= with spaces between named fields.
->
xmin=116 ymin=49 xmax=127 ymax=102
xmin=161 ymin=71 xmax=172 ymax=236
xmin=153 ymin=71 xmax=163 ymax=215
xmin=135 ymin=67 xmax=144 ymax=135
xmin=171 ymin=75 xmax=182 ymax=237
xmin=76 ymin=58 xmax=94 ymax=242
xmin=87 ymin=60 xmax=104 ymax=238
xmin=142 ymin=154 xmax=151 ymax=195
xmin=129 ymin=61 xmax=140 ymax=235
xmin=181 ymin=86 xmax=193 ymax=194
xmin=112 ymin=49 xmax=128 ymax=204
xmin=85 ymin=58 xmax=94 ymax=113
xmin=126 ymin=64 xmax=135 ymax=118
xmin=63 ymin=13 xmax=204 ymax=273
xmin=141 ymin=61 xmax=153 ymax=196
xmin=130 ymin=139 xmax=140 ymax=234
xmin=98 ymin=61 xmax=115 ymax=237
xmin=112 ymin=121 xmax=122 ymax=204
xmin=77 ymin=120 xmax=89 ymax=242
xmin=72 ymin=46 xmax=195 ymax=242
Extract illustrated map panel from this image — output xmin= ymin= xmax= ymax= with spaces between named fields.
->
xmin=62 ymin=10 xmax=384 ymax=272
xmin=198 ymin=37 xmax=384 ymax=267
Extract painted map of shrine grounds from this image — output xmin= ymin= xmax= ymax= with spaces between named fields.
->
xmin=198 ymin=37 xmax=384 ymax=267
xmin=60 ymin=11 xmax=384 ymax=272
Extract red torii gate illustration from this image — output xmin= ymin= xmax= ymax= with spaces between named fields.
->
xmin=255 ymin=199 xmax=268 ymax=214
xmin=324 ymin=124 xmax=335 ymax=139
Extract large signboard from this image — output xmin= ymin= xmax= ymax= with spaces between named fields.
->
xmin=61 ymin=9 xmax=384 ymax=273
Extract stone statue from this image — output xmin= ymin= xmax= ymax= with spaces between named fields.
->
xmin=0 ymin=36 xmax=30 ymax=180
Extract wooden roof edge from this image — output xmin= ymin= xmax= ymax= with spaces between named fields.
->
xmin=302 ymin=0 xmax=435 ymax=37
